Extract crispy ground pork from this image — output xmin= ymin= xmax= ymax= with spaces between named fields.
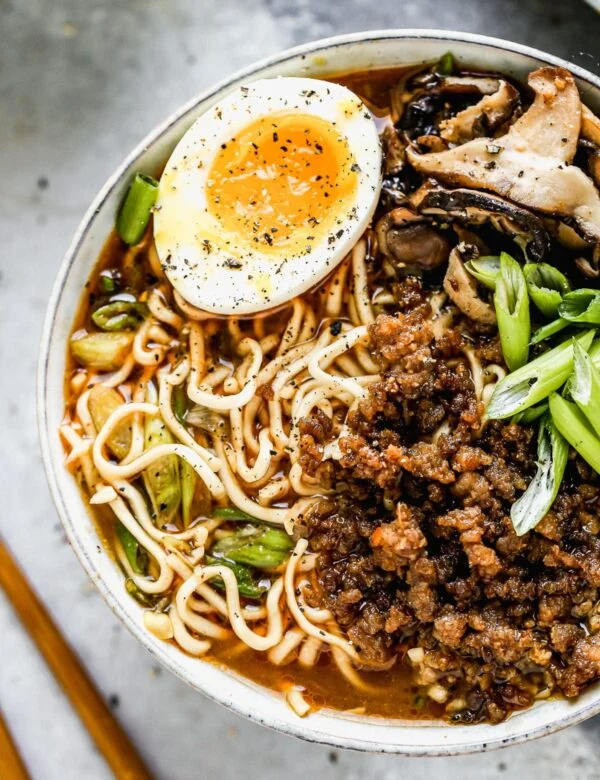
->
xmin=299 ymin=278 xmax=600 ymax=723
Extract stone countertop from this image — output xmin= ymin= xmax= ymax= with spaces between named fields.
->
xmin=2 ymin=1 xmax=600 ymax=778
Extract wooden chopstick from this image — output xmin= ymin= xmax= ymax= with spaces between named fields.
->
xmin=0 ymin=708 xmax=30 ymax=780
xmin=0 ymin=538 xmax=154 ymax=780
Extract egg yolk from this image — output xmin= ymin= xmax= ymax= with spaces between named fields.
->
xmin=206 ymin=113 xmax=358 ymax=255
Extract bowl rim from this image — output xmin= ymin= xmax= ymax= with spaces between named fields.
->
xmin=38 ymin=28 xmax=600 ymax=755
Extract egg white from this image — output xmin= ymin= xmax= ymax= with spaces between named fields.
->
xmin=154 ymin=76 xmax=382 ymax=316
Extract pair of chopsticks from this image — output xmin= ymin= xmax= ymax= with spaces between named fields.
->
xmin=0 ymin=538 xmax=154 ymax=779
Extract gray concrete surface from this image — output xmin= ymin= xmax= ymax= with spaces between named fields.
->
xmin=2 ymin=1 xmax=600 ymax=778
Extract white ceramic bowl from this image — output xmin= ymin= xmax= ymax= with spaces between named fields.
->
xmin=38 ymin=30 xmax=600 ymax=755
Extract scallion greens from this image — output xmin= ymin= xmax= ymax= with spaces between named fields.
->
xmin=523 ymin=263 xmax=570 ymax=318
xmin=549 ymin=392 xmax=600 ymax=474
xmin=487 ymin=330 xmax=595 ymax=419
xmin=116 ymin=172 xmax=159 ymax=245
xmin=464 ymin=255 xmax=500 ymax=290
xmin=494 ymin=252 xmax=530 ymax=371
xmin=510 ymin=415 xmax=568 ymax=536
xmin=559 ymin=289 xmax=600 ymax=324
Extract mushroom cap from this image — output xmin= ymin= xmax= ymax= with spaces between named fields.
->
xmin=412 ymin=185 xmax=550 ymax=262
xmin=407 ymin=67 xmax=600 ymax=244
xmin=439 ymin=80 xmax=520 ymax=145
xmin=376 ymin=208 xmax=450 ymax=271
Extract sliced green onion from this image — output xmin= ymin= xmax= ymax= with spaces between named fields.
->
xmin=180 ymin=459 xmax=197 ymax=529
xmin=549 ymin=392 xmax=600 ymax=473
xmin=510 ymin=415 xmax=568 ymax=536
xmin=125 ymin=578 xmax=157 ymax=607
xmin=436 ymin=51 xmax=455 ymax=75
xmin=88 ymin=385 xmax=132 ymax=460
xmin=512 ymin=402 xmax=548 ymax=425
xmin=523 ymin=263 xmax=570 ymax=318
xmin=116 ymin=172 xmax=159 ymax=245
xmin=212 ymin=524 xmax=293 ymax=569
xmin=99 ymin=272 xmax=118 ymax=293
xmin=464 ymin=255 xmax=500 ymax=290
xmin=204 ymin=555 xmax=269 ymax=600
xmin=92 ymin=301 xmax=148 ymax=331
xmin=494 ymin=252 xmax=530 ymax=371
xmin=588 ymin=339 xmax=600 ymax=367
xmin=487 ymin=329 xmax=595 ymax=420
xmin=212 ymin=507 xmax=257 ymax=521
xmin=571 ymin=340 xmax=600 ymax=440
xmin=172 ymin=384 xmax=188 ymax=426
xmin=116 ymin=522 xmax=147 ymax=575
xmin=530 ymin=317 xmax=570 ymax=345
xmin=559 ymin=288 xmax=600 ymax=324
xmin=143 ymin=385 xmax=181 ymax=526
xmin=70 ymin=331 xmax=133 ymax=371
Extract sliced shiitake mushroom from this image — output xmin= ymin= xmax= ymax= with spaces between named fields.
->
xmin=582 ymin=104 xmax=600 ymax=146
xmin=411 ymin=185 xmax=550 ymax=262
xmin=443 ymin=244 xmax=497 ymax=325
xmin=376 ymin=207 xmax=450 ymax=271
xmin=398 ymin=73 xmax=520 ymax=141
xmin=439 ymin=80 xmax=520 ymax=145
xmin=380 ymin=125 xmax=406 ymax=174
xmin=407 ymin=67 xmax=600 ymax=244
xmin=576 ymin=245 xmax=600 ymax=278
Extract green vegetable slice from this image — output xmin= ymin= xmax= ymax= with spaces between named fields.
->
xmin=571 ymin=340 xmax=600 ymax=440
xmin=211 ymin=524 xmax=293 ymax=569
xmin=487 ymin=330 xmax=595 ymax=420
xmin=464 ymin=255 xmax=500 ymax=290
xmin=70 ymin=331 xmax=133 ymax=371
xmin=549 ymin=392 xmax=600 ymax=473
xmin=511 ymin=402 xmax=548 ymax=425
xmin=172 ymin=384 xmax=189 ymax=426
xmin=559 ymin=289 xmax=600 ymax=324
xmin=180 ymin=459 xmax=197 ymax=529
xmin=116 ymin=172 xmax=159 ymax=245
xmin=510 ymin=415 xmax=568 ymax=536
xmin=116 ymin=522 xmax=148 ymax=575
xmin=88 ymin=385 xmax=132 ymax=459
xmin=436 ymin=51 xmax=455 ymax=75
xmin=530 ymin=317 xmax=570 ymax=345
xmin=212 ymin=507 xmax=258 ymax=521
xmin=125 ymin=578 xmax=157 ymax=606
xmin=92 ymin=301 xmax=148 ymax=331
xmin=204 ymin=555 xmax=269 ymax=600
xmin=143 ymin=386 xmax=181 ymax=526
xmin=523 ymin=263 xmax=570 ymax=318
xmin=99 ymin=272 xmax=118 ymax=293
xmin=494 ymin=252 xmax=530 ymax=371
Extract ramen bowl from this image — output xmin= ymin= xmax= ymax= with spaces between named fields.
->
xmin=38 ymin=30 xmax=600 ymax=755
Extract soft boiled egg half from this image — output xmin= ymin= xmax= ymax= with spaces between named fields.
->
xmin=153 ymin=77 xmax=382 ymax=315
